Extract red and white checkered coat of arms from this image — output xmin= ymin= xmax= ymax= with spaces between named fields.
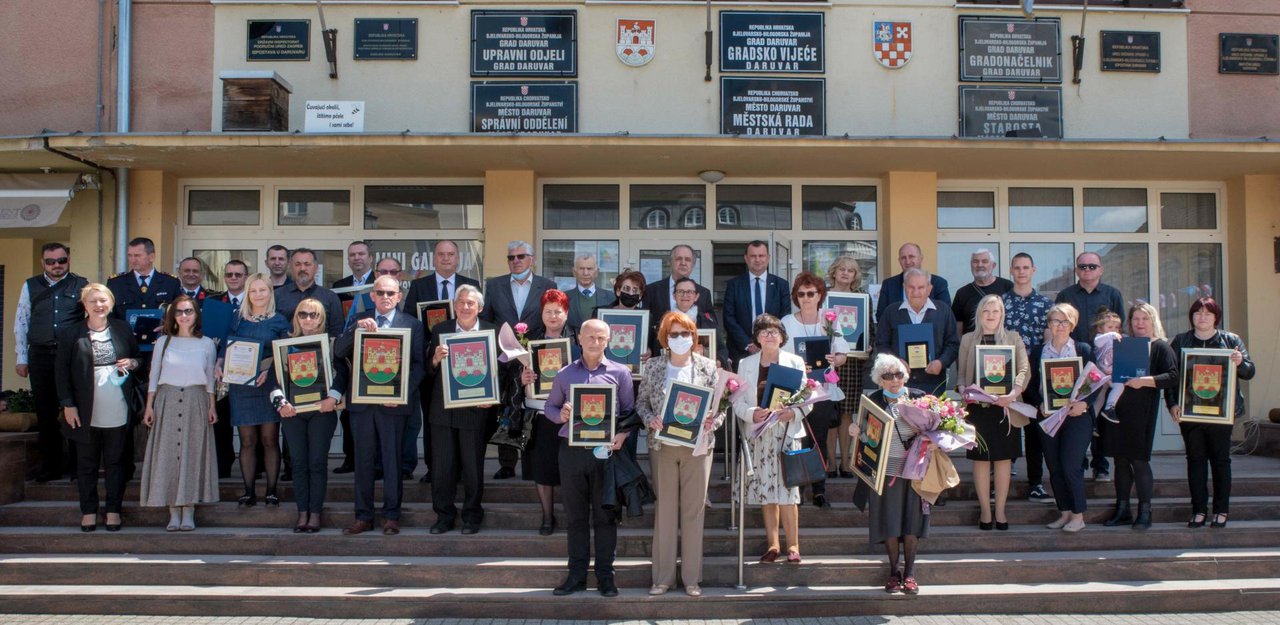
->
xmin=873 ymin=21 xmax=912 ymax=69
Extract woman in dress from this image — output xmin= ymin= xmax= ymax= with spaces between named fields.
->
xmin=140 ymin=295 xmax=219 ymax=531
xmin=957 ymin=295 xmax=1030 ymax=530
xmin=1035 ymin=303 xmax=1095 ymax=533
xmin=219 ymin=273 xmax=291 ymax=507
xmin=637 ymin=311 xmax=722 ymax=597
xmin=779 ymin=272 xmax=848 ymax=509
xmin=732 ymin=314 xmax=811 ymax=564
xmin=1168 ymin=297 xmax=1256 ymax=529
xmin=1100 ymin=303 xmax=1178 ymax=530
xmin=272 ymin=298 xmax=340 ymax=533
xmin=55 ymin=283 xmax=141 ymax=532
xmin=849 ymin=354 xmax=928 ymax=595
xmin=826 ymin=255 xmax=873 ymax=479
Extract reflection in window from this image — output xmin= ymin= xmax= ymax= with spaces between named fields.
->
xmin=364 ymin=186 xmax=483 ymax=230
xmin=937 ymin=191 xmax=995 ymax=229
xmin=1010 ymin=242 xmax=1075 ymax=298
xmin=188 ymin=189 xmax=260 ymax=226
xmin=1086 ymin=243 xmax=1150 ymax=313
xmin=629 ymin=185 xmax=706 ymax=230
xmin=366 ymin=240 xmax=484 ymax=284
xmin=717 ymin=206 xmax=740 ymax=226
xmin=937 ymin=243 xmax=1001 ymax=294
xmin=643 ymin=209 xmax=668 ymax=229
xmin=1160 ymin=193 xmax=1216 ymax=230
xmin=309 ymin=249 xmax=347 ymax=288
xmin=683 ymin=207 xmax=705 ymax=228
xmin=801 ymin=186 xmax=877 ymax=231
xmin=542 ymin=240 xmax=623 ymax=292
xmin=1084 ymin=188 xmax=1148 ymax=233
xmin=1158 ymin=243 xmax=1222 ymax=337
xmin=715 ymin=185 xmax=790 ymax=230
xmin=802 ymin=241 xmax=879 ymax=285
xmin=1009 ymin=188 xmax=1073 ymax=232
xmin=277 ymin=190 xmax=351 ymax=226
xmin=193 ymin=249 xmax=259 ymax=292
xmin=543 ymin=185 xmax=619 ymax=230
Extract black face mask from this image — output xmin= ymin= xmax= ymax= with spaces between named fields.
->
xmin=618 ymin=292 xmax=642 ymax=308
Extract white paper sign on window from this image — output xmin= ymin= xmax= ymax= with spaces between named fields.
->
xmin=304 ymin=101 xmax=365 ymax=133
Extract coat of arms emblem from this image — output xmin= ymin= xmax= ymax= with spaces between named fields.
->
xmin=616 ymin=19 xmax=655 ymax=67
xmin=1192 ymin=364 xmax=1223 ymax=400
xmin=362 ymin=338 xmax=401 ymax=384
xmin=288 ymin=351 xmax=319 ymax=388
xmin=873 ymin=21 xmax=912 ymax=69
xmin=1050 ymin=366 xmax=1075 ymax=396
xmin=537 ymin=347 xmax=563 ymax=381
xmin=608 ymin=324 xmax=636 ymax=358
xmin=580 ymin=394 xmax=606 ymax=426
xmin=449 ymin=343 xmax=488 ymax=387
xmin=835 ymin=305 xmax=858 ymax=339
xmin=672 ymin=391 xmax=701 ymax=425
xmin=983 ymin=354 xmax=1007 ymax=383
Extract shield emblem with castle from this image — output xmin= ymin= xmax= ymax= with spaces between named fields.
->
xmin=873 ymin=21 xmax=912 ymax=69
xmin=580 ymin=394 xmax=606 ymax=426
xmin=449 ymin=343 xmax=489 ymax=388
xmin=288 ymin=351 xmax=319 ymax=388
xmin=609 ymin=324 xmax=636 ymax=358
xmin=537 ymin=347 xmax=563 ymax=380
xmin=1050 ymin=366 xmax=1075 ymax=396
xmin=616 ymin=19 xmax=655 ymax=67
xmin=983 ymin=354 xmax=1007 ymax=383
xmin=835 ymin=305 xmax=858 ymax=340
xmin=362 ymin=338 xmax=401 ymax=384
xmin=673 ymin=391 xmax=701 ymax=425
xmin=1192 ymin=364 xmax=1222 ymax=400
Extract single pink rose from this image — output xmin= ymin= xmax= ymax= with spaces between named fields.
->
xmin=1088 ymin=370 xmax=1102 ymax=383
xmin=805 ymin=378 xmax=820 ymax=390
xmin=824 ymin=310 xmax=837 ymax=322
xmin=726 ymin=378 xmax=741 ymax=393
xmin=514 ymin=322 xmax=528 ymax=334
xmin=824 ymin=369 xmax=840 ymax=384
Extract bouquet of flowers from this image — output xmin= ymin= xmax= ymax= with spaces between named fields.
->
xmin=1039 ymin=363 xmax=1109 ymax=437
xmin=750 ymin=378 xmax=831 ymax=438
xmin=893 ymin=392 xmax=981 ymax=483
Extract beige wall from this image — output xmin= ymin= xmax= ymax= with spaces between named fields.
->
xmin=880 ymin=171 xmax=938 ymax=275
xmin=482 ymin=171 xmax=537 ymax=279
xmin=1187 ymin=0 xmax=1280 ymax=139
xmin=1227 ymin=174 xmax=1280 ymax=421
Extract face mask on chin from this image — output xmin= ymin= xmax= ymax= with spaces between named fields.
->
xmin=883 ymin=386 xmax=906 ymax=399
xmin=512 ymin=268 xmax=532 ymax=281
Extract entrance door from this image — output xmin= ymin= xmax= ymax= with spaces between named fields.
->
xmin=627 ymin=239 xmax=713 ymax=305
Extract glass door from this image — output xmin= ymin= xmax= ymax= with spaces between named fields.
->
xmin=627 ymin=239 xmax=713 ymax=306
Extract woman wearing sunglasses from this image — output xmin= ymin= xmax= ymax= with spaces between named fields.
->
xmin=140 ymin=295 xmax=219 ymax=531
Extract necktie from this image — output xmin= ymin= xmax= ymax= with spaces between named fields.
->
xmin=377 ymin=315 xmax=389 ymax=328
xmin=139 ymin=274 xmax=150 ymax=293
xmin=440 ymin=279 xmax=450 ymax=301
xmin=231 ymin=297 xmax=240 ymax=310
xmin=583 ymin=288 xmax=592 ymax=298
xmin=754 ymin=277 xmax=764 ymax=319
xmin=187 ymin=289 xmax=197 ymax=298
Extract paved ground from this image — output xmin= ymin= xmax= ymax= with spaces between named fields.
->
xmin=0 ymin=615 xmax=1276 ymax=625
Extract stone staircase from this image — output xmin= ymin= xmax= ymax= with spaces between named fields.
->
xmin=1 ymin=454 xmax=1279 ymax=618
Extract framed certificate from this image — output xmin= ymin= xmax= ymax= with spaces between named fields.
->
xmin=852 ymin=395 xmax=895 ymax=496
xmin=352 ymin=328 xmax=412 ymax=405
xmin=1039 ymin=357 xmax=1082 ymax=414
xmin=1178 ymin=348 xmax=1237 ymax=425
xmin=825 ymin=292 xmax=871 ymax=357
xmin=569 ymin=384 xmax=616 ymax=447
xmin=654 ymin=380 xmax=713 ymax=448
xmin=598 ymin=309 xmax=648 ymax=373
xmin=794 ymin=336 xmax=831 ymax=382
xmin=696 ymin=329 xmax=717 ymax=364
xmin=897 ymin=323 xmax=935 ymax=370
xmin=272 ymin=335 xmax=334 ymax=412
xmin=126 ymin=308 xmax=164 ymax=352
xmin=415 ymin=299 xmax=454 ymax=331
xmin=760 ymin=363 xmax=804 ymax=410
xmin=975 ymin=344 xmax=1017 ymax=396
xmin=222 ymin=336 xmax=264 ymax=385
xmin=439 ymin=330 xmax=500 ymax=408
xmin=529 ymin=337 xmax=571 ymax=400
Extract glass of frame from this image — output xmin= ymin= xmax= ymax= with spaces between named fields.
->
xmin=975 ymin=345 xmax=1017 ymax=396
xmin=825 ymin=292 xmax=870 ymax=356
xmin=654 ymin=380 xmax=714 ymax=449
xmin=1178 ymin=348 xmax=1237 ymax=426
xmin=222 ymin=336 xmax=263 ymax=385
xmin=597 ymin=309 xmax=649 ymax=373
xmin=352 ymin=328 xmax=412 ymax=405
xmin=897 ymin=323 xmax=935 ymax=371
xmin=1039 ymin=357 xmax=1082 ymax=414
xmin=272 ymin=335 xmax=334 ymax=412
xmin=529 ymin=337 xmax=571 ymax=400
xmin=852 ymin=395 xmax=895 ymax=496
xmin=439 ymin=330 xmax=500 ymax=409
xmin=569 ymin=384 xmax=617 ymax=447
xmin=416 ymin=299 xmax=455 ymax=331
xmin=696 ymin=329 xmax=717 ymax=364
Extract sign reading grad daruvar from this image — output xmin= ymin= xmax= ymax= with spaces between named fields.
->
xmin=720 ymin=12 xmax=824 ymax=73
xmin=247 ymin=20 xmax=310 ymax=61
xmin=471 ymin=82 xmax=577 ymax=133
xmin=959 ymin=16 xmax=1061 ymax=83
xmin=721 ymin=77 xmax=824 ymax=136
xmin=959 ymin=86 xmax=1062 ymax=139
xmin=471 ymin=10 xmax=577 ymax=77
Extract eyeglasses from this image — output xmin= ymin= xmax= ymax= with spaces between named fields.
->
xmin=373 ymin=290 xmax=399 ymax=298
xmin=1076 ymin=264 xmax=1100 ymax=271
xmin=880 ymin=372 xmax=905 ymax=381
xmin=1048 ymin=318 xmax=1072 ymax=327
xmin=376 ymin=269 xmax=399 ymax=276
xmin=223 ymin=271 xmax=245 ymax=278
xmin=757 ymin=329 xmax=782 ymax=337
xmin=668 ymin=331 xmax=693 ymax=339
xmin=173 ymin=308 xmax=196 ymax=316
xmin=43 ymin=257 xmax=69 ymax=266
xmin=796 ymin=291 xmax=820 ymax=299
xmin=674 ymin=289 xmax=697 ymax=296
xmin=296 ymin=311 xmax=321 ymax=320
xmin=506 ymin=253 xmax=531 ymax=262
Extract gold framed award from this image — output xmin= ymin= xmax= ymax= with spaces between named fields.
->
xmin=1177 ymin=348 xmax=1237 ymax=426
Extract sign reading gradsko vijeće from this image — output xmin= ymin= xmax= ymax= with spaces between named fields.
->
xmin=720 ymin=11 xmax=825 ymax=73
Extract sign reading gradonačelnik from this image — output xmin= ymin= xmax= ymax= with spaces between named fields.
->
xmin=720 ymin=11 xmax=825 ymax=73
xmin=959 ymin=16 xmax=1062 ymax=84
xmin=471 ymin=10 xmax=577 ymax=77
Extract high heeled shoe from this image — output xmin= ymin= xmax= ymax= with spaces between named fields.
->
xmin=237 ymin=493 xmax=257 ymax=507
xmin=264 ymin=491 xmax=280 ymax=506
xmin=80 ymin=514 xmax=97 ymax=533
xmin=1187 ymin=512 xmax=1207 ymax=528
xmin=294 ymin=513 xmax=310 ymax=534
xmin=1211 ymin=513 xmax=1229 ymax=528
xmin=305 ymin=513 xmax=322 ymax=533
xmin=538 ymin=515 xmax=556 ymax=536
xmin=104 ymin=513 xmax=122 ymax=532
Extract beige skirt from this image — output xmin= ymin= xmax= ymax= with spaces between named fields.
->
xmin=140 ymin=385 xmax=220 ymax=507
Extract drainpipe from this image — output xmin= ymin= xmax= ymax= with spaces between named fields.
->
xmin=114 ymin=0 xmax=131 ymax=272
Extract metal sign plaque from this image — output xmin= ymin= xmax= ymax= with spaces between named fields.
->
xmin=247 ymin=20 xmax=310 ymax=61
xmin=354 ymin=18 xmax=418 ymax=60
xmin=1100 ymin=31 xmax=1161 ymax=73
xmin=959 ymin=16 xmax=1062 ymax=84
xmin=471 ymin=10 xmax=577 ymax=77
xmin=720 ymin=11 xmax=824 ymax=73
xmin=721 ymin=77 xmax=825 ymax=136
xmin=471 ymin=82 xmax=578 ymax=133
xmin=959 ymin=86 xmax=1063 ymax=139
xmin=1219 ymin=33 xmax=1279 ymax=75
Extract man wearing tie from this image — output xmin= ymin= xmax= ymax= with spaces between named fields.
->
xmin=566 ymin=253 xmax=616 ymax=331
xmin=401 ymin=240 xmax=480 ymax=483
xmin=723 ymin=240 xmax=790 ymax=364
xmin=642 ymin=244 xmax=713 ymax=323
xmin=334 ymin=275 xmax=426 ymax=536
xmin=177 ymin=257 xmax=223 ymax=301
xmin=330 ymin=241 xmax=376 ymax=474
xmin=212 ymin=259 xmax=249 ymax=478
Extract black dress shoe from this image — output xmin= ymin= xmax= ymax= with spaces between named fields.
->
xmin=839 ymin=469 xmax=855 ymax=479
xmin=553 ymin=577 xmax=586 ymax=596
xmin=429 ymin=521 xmax=455 ymax=535
xmin=419 ymin=472 xmax=432 ymax=484
xmin=979 ymin=521 xmax=993 ymax=531
xmin=813 ymin=494 xmax=830 ymax=509
xmin=493 ymin=467 xmax=515 ymax=480
xmin=333 ymin=463 xmax=354 ymax=475
xmin=461 ymin=524 xmax=480 ymax=535
xmin=539 ymin=516 xmax=556 ymax=536
xmin=598 ymin=579 xmax=619 ymax=597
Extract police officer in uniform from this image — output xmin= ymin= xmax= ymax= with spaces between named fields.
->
xmin=15 ymin=242 xmax=89 ymax=482
xmin=176 ymin=256 xmax=224 ymax=302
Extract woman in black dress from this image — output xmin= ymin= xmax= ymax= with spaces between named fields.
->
xmin=1100 ymin=303 xmax=1179 ymax=530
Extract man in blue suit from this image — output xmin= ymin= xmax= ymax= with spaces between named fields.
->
xmin=723 ymin=240 xmax=790 ymax=363
xmin=875 ymin=242 xmax=952 ymax=324
xmin=565 ymin=253 xmax=616 ymax=331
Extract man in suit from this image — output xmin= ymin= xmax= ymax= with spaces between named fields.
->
xmin=427 ymin=284 xmax=499 ymax=535
xmin=480 ymin=240 xmax=555 ymax=479
xmin=176 ymin=257 xmax=224 ymax=302
xmin=401 ymin=240 xmax=480 ymax=484
xmin=722 ymin=240 xmax=790 ymax=363
xmin=566 ymin=253 xmax=616 ymax=331
xmin=330 ymin=241 xmax=376 ymax=474
xmin=642 ymin=244 xmax=713 ymax=323
xmin=334 ymin=275 xmax=426 ymax=537
xmin=875 ymin=242 xmax=952 ymax=324
xmin=876 ymin=268 xmax=961 ymax=395
xmin=211 ymin=259 xmax=250 ymax=478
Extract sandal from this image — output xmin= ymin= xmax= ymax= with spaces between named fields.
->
xmin=901 ymin=576 xmax=919 ymax=595
xmin=759 ymin=548 xmax=779 ymax=563
xmin=1211 ymin=513 xmax=1228 ymax=528
xmin=884 ymin=572 xmax=901 ymax=594
xmin=264 ymin=491 xmax=280 ymax=507
xmin=237 ymin=493 xmax=257 ymax=507
xmin=786 ymin=551 xmax=801 ymax=564
xmin=1188 ymin=513 xmax=1206 ymax=528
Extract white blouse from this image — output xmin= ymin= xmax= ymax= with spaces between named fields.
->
xmin=148 ymin=336 xmax=218 ymax=393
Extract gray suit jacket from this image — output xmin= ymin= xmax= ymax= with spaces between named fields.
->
xmin=479 ymin=273 xmax=556 ymax=336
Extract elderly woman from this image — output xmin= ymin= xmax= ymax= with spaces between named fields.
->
xmin=733 ymin=314 xmax=811 ymax=564
xmin=1168 ymin=297 xmax=1255 ymax=529
xmin=957 ymin=295 xmax=1030 ymax=531
xmin=827 ymin=255 xmax=873 ymax=479
xmin=670 ymin=277 xmax=730 ymax=369
xmin=1034 ymin=303 xmax=1095 ymax=533
xmin=849 ymin=354 xmax=928 ymax=595
xmin=1098 ymin=303 xmax=1178 ymax=531
xmin=272 ymin=298 xmax=341 ymax=533
xmin=598 ymin=269 xmax=649 ymax=459
xmin=140 ymin=295 xmax=219 ymax=532
xmin=55 ymin=283 xmax=141 ymax=532
xmin=637 ymin=311 xmax=722 ymax=597
xmin=780 ymin=272 xmax=848 ymax=509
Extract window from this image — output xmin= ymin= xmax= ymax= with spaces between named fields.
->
xmin=801 ymin=241 xmax=879 ymax=285
xmin=683 ymin=207 xmax=705 ymax=228
xmin=367 ymin=240 xmax=484 ymax=283
xmin=277 ymin=190 xmax=352 ymax=226
xmin=1009 ymin=243 xmax=1076 ymax=298
xmin=543 ymin=185 xmax=619 ymax=229
xmin=1158 ymin=243 xmax=1222 ymax=338
xmin=1160 ymin=192 xmax=1217 ymax=230
xmin=1084 ymin=188 xmax=1148 ymax=233
xmin=717 ymin=205 xmax=740 ymax=226
xmin=643 ymin=209 xmax=668 ymax=230
xmin=937 ymin=243 xmax=1002 ymax=295
xmin=938 ymin=191 xmax=995 ymax=229
xmin=1085 ymin=243 xmax=1150 ymax=314
xmin=802 ymin=185 xmax=877 ymax=231
xmin=629 ymin=185 xmax=706 ymax=230
xmin=715 ymin=185 xmax=790 ymax=230
xmin=193 ymin=249 xmax=259 ymax=291
xmin=364 ymin=186 xmax=483 ymax=230
xmin=1009 ymin=188 xmax=1073 ymax=233
xmin=543 ymin=240 xmax=622 ymax=292
xmin=188 ymin=189 xmax=260 ymax=226
xmin=308 ymin=249 xmax=348 ymax=288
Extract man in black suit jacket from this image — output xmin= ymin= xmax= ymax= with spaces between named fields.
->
xmin=876 ymin=269 xmax=961 ymax=394
xmin=176 ymin=257 xmax=225 ymax=302
xmin=565 ymin=252 xmax=616 ymax=331
xmin=330 ymin=242 xmax=376 ymax=475
xmin=210 ymin=259 xmax=249 ymax=479
xmin=334 ymin=276 xmax=426 ymax=537
xmin=642 ymin=244 xmax=713 ymax=323
xmin=427 ymin=284 xmax=499 ymax=535
xmin=875 ymin=242 xmax=952 ymax=323
xmin=722 ymin=240 xmax=791 ymax=363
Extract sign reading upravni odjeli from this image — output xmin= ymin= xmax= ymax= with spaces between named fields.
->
xmin=472 ymin=82 xmax=578 ymax=133
xmin=721 ymin=77 xmax=825 ymax=136
xmin=720 ymin=11 xmax=824 ymax=73
xmin=959 ymin=16 xmax=1061 ymax=84
xmin=471 ymin=10 xmax=576 ymax=77
xmin=959 ymin=86 xmax=1062 ymax=139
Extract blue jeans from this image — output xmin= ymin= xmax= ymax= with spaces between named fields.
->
xmin=1039 ymin=411 xmax=1093 ymax=514
xmin=281 ymin=411 xmax=338 ymax=514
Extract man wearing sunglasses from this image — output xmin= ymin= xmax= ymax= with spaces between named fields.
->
xmin=15 ymin=242 xmax=88 ymax=482
xmin=211 ymin=259 xmax=251 ymax=479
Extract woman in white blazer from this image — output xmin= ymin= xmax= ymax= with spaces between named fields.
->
xmin=733 ymin=314 xmax=811 ymax=564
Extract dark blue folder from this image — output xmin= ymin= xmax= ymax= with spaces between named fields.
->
xmin=760 ymin=362 xmax=804 ymax=409
xmin=1112 ymin=337 xmax=1150 ymax=382
xmin=897 ymin=323 xmax=935 ymax=369
xmin=201 ymin=298 xmax=235 ymax=343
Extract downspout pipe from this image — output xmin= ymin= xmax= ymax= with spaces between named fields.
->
xmin=114 ymin=0 xmax=131 ymax=272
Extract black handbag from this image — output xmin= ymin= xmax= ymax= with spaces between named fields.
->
xmin=488 ymin=400 xmax=532 ymax=450
xmin=779 ymin=419 xmax=828 ymax=488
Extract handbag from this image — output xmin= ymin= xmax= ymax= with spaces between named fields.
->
xmin=779 ymin=418 xmax=828 ymax=488
xmin=488 ymin=400 xmax=532 ymax=450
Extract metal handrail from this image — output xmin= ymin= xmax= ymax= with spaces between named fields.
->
xmin=734 ymin=421 xmax=754 ymax=590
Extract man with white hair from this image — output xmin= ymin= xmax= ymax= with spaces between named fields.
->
xmin=566 ymin=253 xmax=616 ymax=331
xmin=875 ymin=242 xmax=952 ymax=324
xmin=952 ymin=248 xmax=1013 ymax=335
xmin=876 ymin=268 xmax=960 ymax=394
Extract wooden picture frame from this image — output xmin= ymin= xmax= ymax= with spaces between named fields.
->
xmin=1039 ymin=357 xmax=1082 ymax=415
xmin=352 ymin=327 xmax=412 ymax=405
xmin=975 ymin=344 xmax=1017 ymax=396
xmin=569 ymin=383 xmax=616 ymax=447
xmin=415 ymin=299 xmax=455 ymax=331
xmin=528 ymin=337 xmax=571 ymax=400
xmin=272 ymin=335 xmax=334 ymax=413
xmin=439 ymin=330 xmax=500 ymax=409
xmin=654 ymin=380 xmax=714 ymax=449
xmin=852 ymin=395 xmax=895 ymax=496
xmin=1178 ymin=348 xmax=1237 ymax=426
xmin=597 ymin=308 xmax=649 ymax=373
xmin=825 ymin=292 xmax=871 ymax=357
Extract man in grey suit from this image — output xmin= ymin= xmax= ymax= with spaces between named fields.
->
xmin=479 ymin=240 xmax=556 ymax=479
xmin=566 ymin=253 xmax=616 ymax=331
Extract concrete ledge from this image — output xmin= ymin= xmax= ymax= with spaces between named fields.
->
xmin=0 ymin=432 xmax=36 ymax=505
xmin=1254 ymin=422 xmax=1280 ymax=458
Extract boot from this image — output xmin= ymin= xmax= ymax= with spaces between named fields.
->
xmin=1131 ymin=503 xmax=1152 ymax=530
xmin=1103 ymin=500 xmax=1132 ymax=527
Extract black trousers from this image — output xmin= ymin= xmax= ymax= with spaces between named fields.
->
xmin=28 ymin=347 xmax=68 ymax=476
xmin=559 ymin=443 xmax=617 ymax=582
xmin=802 ymin=400 xmax=836 ymax=497
xmin=418 ymin=379 xmax=434 ymax=475
xmin=430 ymin=424 xmax=487 ymax=526
xmin=75 ymin=425 xmax=128 ymax=515
xmin=1182 ymin=422 xmax=1233 ymax=515
xmin=281 ymin=411 xmax=338 ymax=514
xmin=338 ymin=408 xmax=355 ymax=466
xmin=213 ymin=395 xmax=235 ymax=478
xmin=1024 ymin=420 xmax=1045 ymax=486
xmin=351 ymin=410 xmax=405 ymax=522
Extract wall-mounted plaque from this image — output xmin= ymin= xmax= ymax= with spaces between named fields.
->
xmin=471 ymin=10 xmax=577 ymax=77
xmin=1219 ymin=33 xmax=1279 ymax=75
xmin=247 ymin=20 xmax=310 ymax=61
xmin=959 ymin=86 xmax=1063 ymax=139
xmin=354 ymin=18 xmax=418 ymax=60
xmin=959 ymin=16 xmax=1061 ymax=83
xmin=1100 ymin=31 xmax=1161 ymax=73
xmin=721 ymin=77 xmax=825 ymax=136
xmin=471 ymin=82 xmax=577 ymax=133
xmin=719 ymin=11 xmax=824 ymax=73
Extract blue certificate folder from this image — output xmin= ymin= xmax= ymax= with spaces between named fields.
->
xmin=125 ymin=309 xmax=164 ymax=352
xmin=201 ymin=298 xmax=235 ymax=343
xmin=897 ymin=323 xmax=935 ymax=369
xmin=760 ymin=363 xmax=804 ymax=409
xmin=1112 ymin=337 xmax=1151 ymax=382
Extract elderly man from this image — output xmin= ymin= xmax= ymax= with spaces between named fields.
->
xmin=876 ymin=268 xmax=960 ymax=394
xmin=952 ymin=249 xmax=1013 ymax=335
xmin=566 ymin=253 xmax=616 ymax=331
xmin=275 ymin=248 xmax=345 ymax=337
xmin=643 ymin=244 xmax=713 ymax=323
xmin=723 ymin=240 xmax=790 ymax=363
xmin=546 ymin=319 xmax=637 ymax=598
xmin=1002 ymin=252 xmax=1055 ymax=502
xmin=875 ymin=242 xmax=952 ymax=323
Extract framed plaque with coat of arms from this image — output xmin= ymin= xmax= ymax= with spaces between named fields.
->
xmin=597 ymin=309 xmax=648 ymax=373
xmin=415 ymin=299 xmax=454 ymax=331
xmin=1177 ymin=348 xmax=1237 ymax=425
xmin=528 ymin=337 xmax=571 ymax=400
xmin=696 ymin=329 xmax=717 ymax=364
xmin=272 ymin=335 xmax=334 ymax=413
xmin=569 ymin=384 xmax=616 ymax=447
xmin=352 ymin=328 xmax=412 ymax=405
xmin=1039 ymin=357 xmax=1082 ymax=415
xmin=852 ymin=395 xmax=895 ymax=496
xmin=654 ymin=380 xmax=713 ymax=449
xmin=440 ymin=330 xmax=500 ymax=409
xmin=824 ymin=293 xmax=870 ymax=357
xmin=975 ymin=345 xmax=1016 ymax=396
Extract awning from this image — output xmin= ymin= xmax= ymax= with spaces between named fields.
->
xmin=0 ymin=173 xmax=82 ymax=228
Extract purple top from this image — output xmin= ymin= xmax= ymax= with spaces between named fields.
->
xmin=545 ymin=356 xmax=635 ymax=438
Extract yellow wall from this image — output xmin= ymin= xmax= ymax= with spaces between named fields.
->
xmin=482 ymin=170 xmax=536 ymax=279
xmin=1230 ymin=174 xmax=1280 ymax=421
xmin=881 ymin=171 xmax=939 ymax=275
xmin=1 ymin=239 xmax=36 ymax=392
xmin=128 ymin=170 xmax=179 ymax=273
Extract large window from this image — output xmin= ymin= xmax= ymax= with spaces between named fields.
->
xmin=278 ymin=189 xmax=352 ymax=226
xmin=543 ymin=185 xmax=619 ymax=230
xmin=715 ymin=185 xmax=791 ymax=230
xmin=542 ymin=240 xmax=621 ymax=292
xmin=938 ymin=191 xmax=995 ymax=229
xmin=801 ymin=185 xmax=877 ymax=231
xmin=364 ymin=186 xmax=483 ymax=230
xmin=188 ymin=189 xmax=260 ymax=226
xmin=630 ymin=185 xmax=706 ymax=231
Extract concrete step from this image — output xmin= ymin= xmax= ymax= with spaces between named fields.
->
xmin=1 ymin=578 xmax=1278 ymax=618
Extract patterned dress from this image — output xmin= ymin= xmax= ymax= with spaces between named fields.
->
xmin=744 ymin=362 xmax=802 ymax=506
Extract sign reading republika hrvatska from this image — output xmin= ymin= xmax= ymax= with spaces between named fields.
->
xmin=959 ymin=86 xmax=1062 ymax=139
xmin=721 ymin=77 xmax=825 ymax=136
xmin=959 ymin=16 xmax=1062 ymax=84
xmin=471 ymin=82 xmax=578 ymax=133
